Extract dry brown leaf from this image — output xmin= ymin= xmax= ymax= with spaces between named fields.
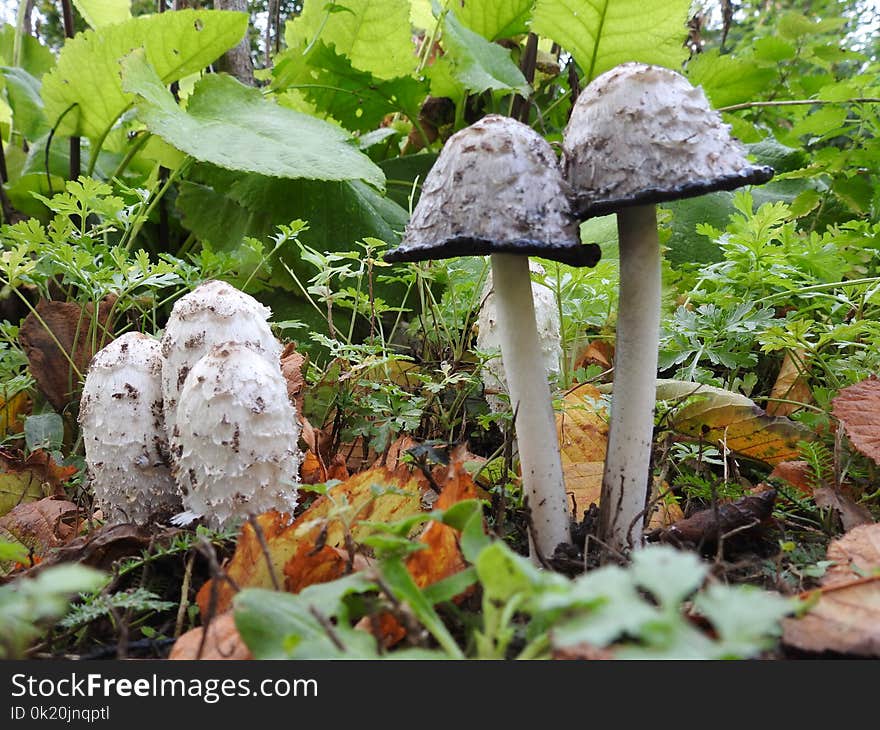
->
xmin=284 ymin=545 xmax=372 ymax=593
xmin=300 ymin=451 xmax=326 ymax=485
xmin=813 ymin=488 xmax=874 ymax=531
xmin=280 ymin=343 xmax=306 ymax=412
xmin=197 ymin=465 xmax=428 ymax=615
xmin=767 ymin=349 xmax=812 ymax=417
xmin=0 ymin=391 xmax=29 ymax=440
xmin=35 ymin=522 xmax=169 ymax=573
xmin=0 ymin=448 xmax=75 ymax=518
xmin=782 ymin=524 xmax=880 ymax=656
xmin=769 ymin=461 xmax=813 ymax=495
xmin=19 ymin=297 xmax=116 ymax=411
xmin=832 ymin=376 xmax=880 ymax=465
xmin=0 ymin=497 xmax=79 ymax=558
xmin=572 ymin=340 xmax=613 ymax=371
xmin=169 ymin=612 xmax=251 ymax=660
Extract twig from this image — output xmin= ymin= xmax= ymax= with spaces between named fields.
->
xmin=308 ymin=605 xmax=346 ymax=652
xmin=719 ymin=97 xmax=880 ymax=113
xmin=247 ymin=514 xmax=280 ymax=591
xmin=174 ymin=552 xmax=196 ymax=638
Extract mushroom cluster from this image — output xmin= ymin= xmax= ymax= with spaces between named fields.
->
xmin=80 ymin=281 xmax=301 ymax=529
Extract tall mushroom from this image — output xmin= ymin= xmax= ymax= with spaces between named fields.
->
xmin=385 ymin=114 xmax=600 ymax=560
xmin=562 ymin=63 xmax=773 ymax=555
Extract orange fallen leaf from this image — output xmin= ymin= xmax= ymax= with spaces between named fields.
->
xmin=0 ymin=448 xmax=76 ymax=518
xmin=0 ymin=391 xmax=29 ymax=439
xmin=832 ymin=376 xmax=880 ymax=465
xmin=0 ymin=497 xmax=80 ymax=562
xmin=769 ymin=461 xmax=814 ymax=495
xmin=782 ymin=523 xmax=880 ymax=656
xmin=280 ymin=343 xmax=306 ymax=414
xmin=284 ymin=545 xmax=372 ymax=593
xmin=573 ymin=340 xmax=613 ymax=372
xmin=170 ymin=612 xmax=251 ymax=660
xmin=767 ymin=349 xmax=812 ymax=417
xmin=197 ymin=465 xmax=428 ymax=615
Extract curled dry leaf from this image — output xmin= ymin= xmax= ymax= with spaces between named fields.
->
xmin=649 ymin=490 xmax=777 ymax=547
xmin=783 ymin=523 xmax=880 ymax=656
xmin=0 ymin=448 xmax=75 ymax=518
xmin=832 ymin=376 xmax=880 ymax=465
xmin=169 ymin=612 xmax=251 ymax=660
xmin=18 ymin=297 xmax=116 ymax=412
xmin=0 ymin=497 xmax=80 ymax=562
xmin=572 ymin=339 xmax=613 ymax=372
xmin=280 ymin=343 xmax=306 ymax=414
xmin=766 ymin=349 xmax=812 ymax=417
xmin=34 ymin=522 xmax=171 ymax=574
xmin=197 ymin=465 xmax=429 ymax=615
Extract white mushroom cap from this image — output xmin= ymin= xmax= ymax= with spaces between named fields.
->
xmin=161 ymin=280 xmax=282 ymax=467
xmin=79 ymin=332 xmax=180 ymax=524
xmin=385 ymin=114 xmax=599 ymax=268
xmin=563 ymin=62 xmax=773 ymax=217
xmin=174 ymin=342 xmax=301 ymax=529
xmin=477 ymin=263 xmax=561 ymax=413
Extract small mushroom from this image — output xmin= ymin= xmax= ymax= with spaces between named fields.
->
xmin=476 ymin=262 xmax=562 ymax=413
xmin=174 ymin=342 xmax=302 ymax=529
xmin=161 ymin=280 xmax=282 ymax=469
xmin=385 ymin=114 xmax=600 ymax=560
xmin=562 ymin=63 xmax=773 ymax=555
xmin=79 ymin=332 xmax=180 ymax=524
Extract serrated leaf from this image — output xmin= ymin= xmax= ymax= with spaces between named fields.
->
xmin=686 ymin=50 xmax=776 ymax=108
xmin=272 ymin=41 xmax=428 ymax=133
xmin=41 ymin=9 xmax=248 ymax=139
xmin=629 ymin=545 xmax=707 ymax=608
xmin=0 ymin=25 xmax=55 ymax=78
xmin=694 ymin=583 xmax=792 ymax=658
xmin=431 ymin=9 xmax=529 ymax=97
xmin=122 ymin=51 xmax=384 ymax=187
xmin=71 ymin=0 xmax=132 ymax=28
xmin=456 ymin=0 xmax=534 ymax=40
xmin=285 ymin=0 xmax=417 ymax=80
xmin=531 ymin=0 xmax=691 ymax=82
xmin=0 ymin=67 xmax=49 ymax=140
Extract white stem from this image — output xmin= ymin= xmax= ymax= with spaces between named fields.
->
xmin=599 ymin=205 xmax=661 ymax=555
xmin=490 ymin=253 xmax=570 ymax=560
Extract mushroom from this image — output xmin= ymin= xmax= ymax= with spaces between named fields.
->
xmin=174 ymin=342 xmax=302 ymax=529
xmin=160 ymin=280 xmax=282 ymax=469
xmin=562 ymin=62 xmax=773 ymax=555
xmin=385 ymin=114 xmax=600 ymax=560
xmin=476 ymin=262 xmax=562 ymax=414
xmin=79 ymin=332 xmax=180 ymax=523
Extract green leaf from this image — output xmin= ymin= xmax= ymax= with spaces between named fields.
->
xmin=456 ymin=0 xmax=534 ymax=40
xmin=285 ymin=0 xmax=417 ymax=80
xmin=0 ymin=25 xmax=55 ymax=78
xmin=234 ymin=576 xmax=380 ymax=659
xmin=121 ymin=51 xmax=384 ymax=187
xmin=693 ymin=584 xmax=793 ymax=659
xmin=663 ymin=192 xmax=736 ymax=267
xmin=272 ymin=41 xmax=428 ymax=133
xmin=431 ymin=9 xmax=529 ymax=97
xmin=475 ymin=541 xmax=566 ymax=602
xmin=686 ymin=50 xmax=776 ymax=108
xmin=71 ymin=0 xmax=132 ymax=28
xmin=41 ymin=9 xmax=248 ymax=139
xmin=23 ymin=413 xmax=64 ymax=452
xmin=531 ymin=0 xmax=691 ymax=82
xmin=379 ymin=152 xmax=437 ymax=209
xmin=629 ymin=545 xmax=707 ymax=608
xmin=0 ymin=66 xmax=49 ymax=140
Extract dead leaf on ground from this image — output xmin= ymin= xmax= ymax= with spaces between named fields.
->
xmin=649 ymin=490 xmax=777 ymax=546
xmin=655 ymin=379 xmax=815 ymax=465
xmin=767 ymin=349 xmax=812 ymax=417
xmin=19 ymin=297 xmax=117 ymax=412
xmin=832 ymin=376 xmax=880 ymax=465
xmin=769 ymin=461 xmax=814 ymax=495
xmin=33 ymin=522 xmax=170 ymax=573
xmin=0 ymin=497 xmax=80 ymax=562
xmin=0 ymin=448 xmax=75 ymax=518
xmin=813 ymin=488 xmax=874 ymax=531
xmin=284 ymin=545 xmax=371 ymax=593
xmin=197 ymin=465 xmax=429 ymax=615
xmin=783 ymin=523 xmax=880 ymax=656
xmin=170 ymin=612 xmax=251 ymax=660
xmin=280 ymin=343 xmax=306 ymax=414
xmin=0 ymin=391 xmax=29 ymax=439
xmin=556 ymin=384 xmax=607 ymax=516
xmin=572 ymin=340 xmax=613 ymax=372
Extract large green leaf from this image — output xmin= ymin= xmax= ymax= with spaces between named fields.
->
xmin=531 ymin=0 xmax=691 ymax=82
xmin=121 ymin=51 xmax=384 ymax=187
xmin=41 ymin=9 xmax=247 ymax=139
xmin=686 ymin=50 xmax=776 ymax=109
xmin=0 ymin=25 xmax=55 ymax=78
xmin=0 ymin=67 xmax=49 ymax=140
xmin=457 ymin=0 xmax=534 ymax=40
xmin=72 ymin=0 xmax=132 ymax=28
xmin=271 ymin=42 xmax=428 ymax=133
xmin=285 ymin=0 xmax=417 ymax=80
xmin=430 ymin=9 xmax=530 ymax=97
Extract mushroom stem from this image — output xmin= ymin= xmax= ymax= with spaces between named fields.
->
xmin=599 ymin=204 xmax=661 ymax=555
xmin=490 ymin=252 xmax=570 ymax=560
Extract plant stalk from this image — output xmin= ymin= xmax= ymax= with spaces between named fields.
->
xmin=490 ymin=253 xmax=569 ymax=561
xmin=598 ymin=204 xmax=661 ymax=556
